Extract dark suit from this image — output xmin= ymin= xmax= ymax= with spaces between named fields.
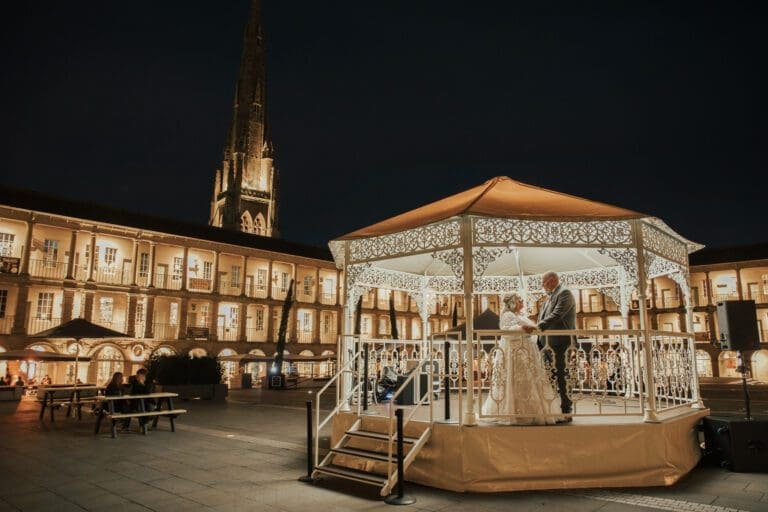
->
xmin=537 ymin=284 xmax=576 ymax=414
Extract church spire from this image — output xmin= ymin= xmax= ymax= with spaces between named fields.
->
xmin=210 ymin=0 xmax=278 ymax=237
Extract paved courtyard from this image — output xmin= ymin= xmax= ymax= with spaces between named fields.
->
xmin=1 ymin=390 xmax=767 ymax=512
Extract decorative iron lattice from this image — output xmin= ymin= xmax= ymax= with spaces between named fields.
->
xmin=641 ymin=222 xmax=688 ymax=266
xmin=472 ymin=246 xmax=513 ymax=278
xmin=345 ymin=262 xmax=371 ymax=305
xmin=473 ymin=218 xmax=633 ymax=246
xmin=598 ymin=248 xmax=639 ymax=288
xmin=328 ymin=240 xmax=346 ymax=269
xmin=407 ymin=290 xmax=437 ymax=322
xmin=431 ymin=249 xmax=464 ymax=280
xmin=348 ymin=220 xmax=461 ymax=263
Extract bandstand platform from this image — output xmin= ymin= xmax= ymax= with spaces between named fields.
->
xmin=329 ymin=397 xmax=707 ymax=493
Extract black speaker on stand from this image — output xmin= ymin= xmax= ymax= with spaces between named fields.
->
xmin=702 ymin=300 xmax=767 ymax=473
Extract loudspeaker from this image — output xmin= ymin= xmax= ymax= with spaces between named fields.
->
xmin=703 ymin=416 xmax=768 ymax=472
xmin=717 ymin=300 xmax=760 ymax=351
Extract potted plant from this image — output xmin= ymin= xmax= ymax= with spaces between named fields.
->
xmin=148 ymin=354 xmax=227 ymax=400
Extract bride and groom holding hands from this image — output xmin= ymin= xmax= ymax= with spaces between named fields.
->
xmin=481 ymin=271 xmax=576 ymax=425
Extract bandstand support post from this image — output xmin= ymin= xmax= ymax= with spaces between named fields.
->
xmin=634 ymin=220 xmax=659 ymax=423
xmin=340 ymin=242 xmax=353 ymax=412
xmin=298 ymin=400 xmax=314 ymax=483
xmin=460 ymin=215 xmax=477 ymax=426
xmin=444 ymin=341 xmax=451 ymax=421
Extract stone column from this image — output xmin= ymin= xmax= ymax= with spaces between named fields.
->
xmin=266 ymin=260 xmax=273 ymax=299
xmin=211 ymin=251 xmax=220 ymax=293
xmin=12 ymin=288 xmax=30 ymax=335
xmin=209 ymin=300 xmax=220 ymax=341
xmin=20 ymin=219 xmax=34 ymax=275
xmin=238 ymin=302 xmax=247 ymax=341
xmin=312 ymin=308 xmax=321 ymax=343
xmin=649 ymin=279 xmax=657 ymax=309
xmin=83 ymin=292 xmax=95 ymax=321
xmin=735 ymin=268 xmax=743 ymax=300
xmin=705 ymin=271 xmax=712 ymax=305
xmin=240 ymin=255 xmax=247 ymax=297
xmin=315 ymin=268 xmax=320 ymax=304
xmin=87 ymin=233 xmax=97 ymax=282
xmin=126 ymin=294 xmax=138 ymax=337
xmin=265 ymin=305 xmax=274 ymax=342
xmin=336 ymin=270 xmax=342 ymax=306
xmin=181 ymin=247 xmax=189 ymax=291
xmin=650 ymin=313 xmax=659 ymax=330
xmin=178 ymin=298 xmax=189 ymax=339
xmin=677 ymin=311 xmax=687 ymax=332
xmin=148 ymin=242 xmax=157 ymax=288
xmin=62 ymin=289 xmax=75 ymax=323
xmin=288 ymin=305 xmax=298 ymax=343
xmin=65 ymin=230 xmax=78 ymax=280
xmin=131 ymin=240 xmax=139 ymax=286
xmin=707 ymin=310 xmax=718 ymax=343
xmin=144 ymin=296 xmax=155 ymax=338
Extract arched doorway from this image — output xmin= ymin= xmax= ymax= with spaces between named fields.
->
xmin=20 ymin=344 xmax=55 ymax=384
xmin=751 ymin=350 xmax=768 ymax=383
xmin=695 ymin=350 xmax=713 ymax=378
xmin=319 ymin=350 xmax=335 ymax=378
xmin=93 ymin=346 xmax=125 ymax=386
xmin=718 ymin=351 xmax=740 ymax=378
xmin=247 ymin=349 xmax=266 ymax=384
xmin=297 ymin=350 xmax=314 ymax=378
xmin=272 ymin=350 xmax=290 ymax=375
xmin=188 ymin=348 xmax=207 ymax=359
xmin=219 ymin=348 xmax=237 ymax=386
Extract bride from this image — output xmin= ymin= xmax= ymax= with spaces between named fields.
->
xmin=481 ymin=293 xmax=562 ymax=425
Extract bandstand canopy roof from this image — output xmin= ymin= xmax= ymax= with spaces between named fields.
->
xmin=338 ymin=176 xmax=645 ymax=240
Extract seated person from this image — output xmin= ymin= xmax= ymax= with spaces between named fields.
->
xmin=14 ymin=376 xmax=24 ymax=387
xmin=103 ymin=372 xmax=130 ymax=428
xmin=130 ymin=368 xmax=155 ymax=413
xmin=41 ymin=375 xmax=52 ymax=386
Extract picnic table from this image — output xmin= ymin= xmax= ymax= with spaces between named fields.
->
xmin=37 ymin=386 xmax=101 ymax=422
xmin=94 ymin=392 xmax=186 ymax=438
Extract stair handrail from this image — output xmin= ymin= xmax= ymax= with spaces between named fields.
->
xmin=314 ymin=346 xmax=364 ymax=467
xmin=385 ymin=337 xmax=434 ymax=491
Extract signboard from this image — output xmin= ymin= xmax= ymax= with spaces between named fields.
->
xmin=186 ymin=326 xmax=210 ymax=339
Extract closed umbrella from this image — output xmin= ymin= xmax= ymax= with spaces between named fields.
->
xmin=32 ymin=318 xmax=130 ymax=389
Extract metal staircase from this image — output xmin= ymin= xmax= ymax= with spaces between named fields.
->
xmin=313 ymin=418 xmax=432 ymax=496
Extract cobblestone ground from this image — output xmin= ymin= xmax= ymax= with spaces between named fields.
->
xmin=1 ymin=391 xmax=767 ymax=512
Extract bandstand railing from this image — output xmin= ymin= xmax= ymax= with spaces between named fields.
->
xmin=321 ymin=329 xmax=700 ymax=434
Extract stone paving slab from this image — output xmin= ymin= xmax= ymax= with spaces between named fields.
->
xmin=1 ymin=396 xmax=768 ymax=511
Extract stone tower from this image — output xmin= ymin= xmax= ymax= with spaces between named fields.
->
xmin=209 ymin=0 xmax=278 ymax=236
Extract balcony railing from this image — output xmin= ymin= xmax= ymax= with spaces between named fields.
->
xmin=297 ymin=330 xmax=313 ymax=343
xmin=188 ymin=277 xmax=212 ymax=292
xmin=29 ymin=259 xmax=68 ymax=280
xmin=246 ymin=327 xmax=267 ymax=342
xmin=320 ymin=331 xmax=337 ymax=344
xmin=134 ymin=321 xmax=146 ymax=338
xmin=28 ymin=317 xmax=62 ymax=335
xmin=0 ymin=315 xmax=14 ymax=334
xmin=245 ymin=283 xmax=268 ymax=298
xmin=297 ymin=290 xmax=315 ymax=302
xmin=217 ymin=326 xmax=240 ymax=341
xmin=155 ymin=274 xmax=182 ymax=290
xmin=713 ymin=292 xmax=739 ymax=303
xmin=654 ymin=296 xmax=681 ymax=309
xmin=271 ymin=287 xmax=288 ymax=301
xmin=319 ymin=292 xmax=336 ymax=305
xmin=581 ymin=302 xmax=603 ymax=313
xmin=93 ymin=267 xmax=132 ymax=286
xmin=219 ymin=281 xmax=241 ymax=295
xmin=152 ymin=323 xmax=179 ymax=340
xmin=746 ymin=292 xmax=768 ymax=304
xmin=136 ymin=273 xmax=150 ymax=287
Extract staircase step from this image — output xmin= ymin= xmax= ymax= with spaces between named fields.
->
xmin=314 ymin=464 xmax=387 ymax=486
xmin=331 ymin=447 xmax=392 ymax=462
xmin=346 ymin=430 xmax=418 ymax=444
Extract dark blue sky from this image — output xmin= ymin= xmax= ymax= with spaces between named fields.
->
xmin=1 ymin=1 xmax=765 ymax=248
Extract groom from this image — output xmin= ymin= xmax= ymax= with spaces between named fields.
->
xmin=523 ymin=271 xmax=576 ymax=421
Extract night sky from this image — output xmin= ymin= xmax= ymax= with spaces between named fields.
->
xmin=1 ymin=1 xmax=765 ymax=249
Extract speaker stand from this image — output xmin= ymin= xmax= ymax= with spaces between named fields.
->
xmin=738 ymin=350 xmax=752 ymax=421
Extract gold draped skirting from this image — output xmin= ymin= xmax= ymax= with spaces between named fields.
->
xmin=331 ymin=409 xmax=706 ymax=493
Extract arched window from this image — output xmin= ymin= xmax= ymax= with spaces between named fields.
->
xmin=241 ymin=212 xmax=254 ymax=233
xmin=695 ymin=350 xmax=713 ymax=378
xmin=254 ymin=213 xmax=266 ymax=236
xmin=189 ymin=348 xmax=207 ymax=359
xmin=95 ymin=346 xmax=124 ymax=386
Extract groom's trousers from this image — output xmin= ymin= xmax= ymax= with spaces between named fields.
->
xmin=541 ymin=335 xmax=573 ymax=414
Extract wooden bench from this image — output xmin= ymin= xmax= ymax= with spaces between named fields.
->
xmin=94 ymin=392 xmax=185 ymax=438
xmin=37 ymin=386 xmax=100 ymax=422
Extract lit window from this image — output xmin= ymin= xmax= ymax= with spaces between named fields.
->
xmin=203 ymin=261 xmax=213 ymax=280
xmin=231 ymin=266 xmax=241 ymax=288
xmin=303 ymin=276 xmax=313 ymax=296
xmin=256 ymin=269 xmax=266 ymax=290
xmin=43 ymin=239 xmax=58 ymax=265
xmin=169 ymin=303 xmax=179 ymax=325
xmin=103 ymin=247 xmax=117 ymax=267
xmin=99 ymin=297 xmax=114 ymax=323
xmin=255 ymin=308 xmax=264 ymax=331
xmin=0 ymin=289 xmax=7 ymax=318
xmin=139 ymin=253 xmax=149 ymax=276
xmin=36 ymin=292 xmax=54 ymax=320
xmin=0 ymin=233 xmax=15 ymax=257
xmin=172 ymin=257 xmax=183 ymax=281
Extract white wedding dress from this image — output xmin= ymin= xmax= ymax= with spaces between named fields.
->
xmin=481 ymin=310 xmax=562 ymax=425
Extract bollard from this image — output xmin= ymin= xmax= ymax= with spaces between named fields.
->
xmin=298 ymin=399 xmax=314 ymax=482
xmin=385 ymin=408 xmax=415 ymax=505
xmin=444 ymin=341 xmax=450 ymax=421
